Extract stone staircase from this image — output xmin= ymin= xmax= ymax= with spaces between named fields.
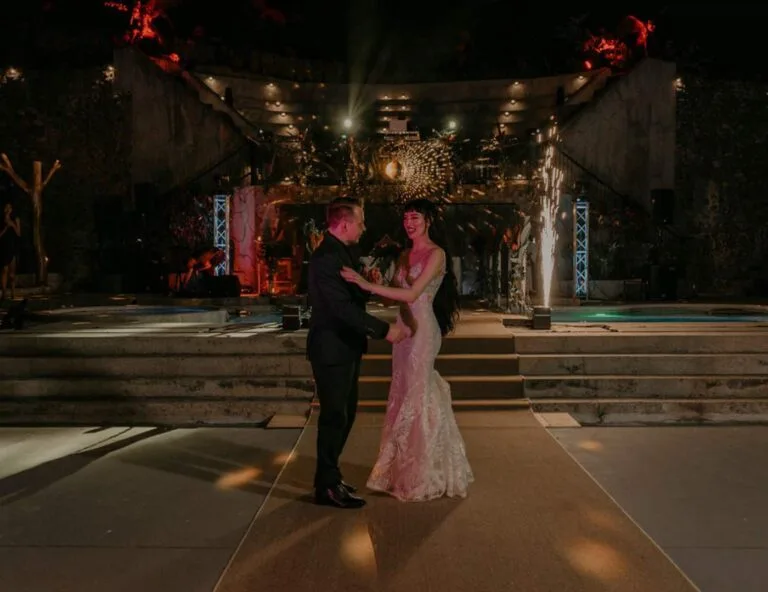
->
xmin=0 ymin=334 xmax=314 ymax=426
xmin=4 ymin=323 xmax=768 ymax=427
xmin=517 ymin=331 xmax=768 ymax=424
xmin=359 ymin=336 xmax=526 ymax=410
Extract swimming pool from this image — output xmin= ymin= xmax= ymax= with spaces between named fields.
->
xmin=41 ymin=305 xmax=228 ymax=324
xmin=231 ymin=306 xmax=768 ymax=326
xmin=228 ymin=313 xmax=282 ymax=325
xmin=551 ymin=306 xmax=768 ymax=324
xmin=45 ymin=305 xmax=215 ymax=316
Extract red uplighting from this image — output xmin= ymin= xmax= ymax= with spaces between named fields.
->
xmin=105 ymin=1 xmax=183 ymax=66
xmin=127 ymin=0 xmax=162 ymax=43
xmin=582 ymin=15 xmax=655 ymax=70
xmin=104 ymin=0 xmax=162 ymax=44
xmin=583 ymin=36 xmax=629 ymax=68
xmin=104 ymin=1 xmax=129 ymax=12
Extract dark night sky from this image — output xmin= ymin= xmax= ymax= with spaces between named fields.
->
xmin=0 ymin=2 xmax=763 ymax=80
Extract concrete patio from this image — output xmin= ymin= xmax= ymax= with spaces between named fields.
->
xmin=5 ymin=409 xmax=767 ymax=591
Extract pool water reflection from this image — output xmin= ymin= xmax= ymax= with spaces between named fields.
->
xmin=551 ymin=307 xmax=768 ymax=324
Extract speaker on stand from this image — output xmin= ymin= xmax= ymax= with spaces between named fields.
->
xmin=651 ymin=189 xmax=675 ymax=225
xmin=202 ymin=275 xmax=242 ymax=298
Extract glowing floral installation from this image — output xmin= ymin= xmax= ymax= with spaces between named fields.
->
xmin=377 ymin=139 xmax=453 ymax=201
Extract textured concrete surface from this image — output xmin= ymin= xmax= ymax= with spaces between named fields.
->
xmin=215 ymin=411 xmax=694 ymax=592
xmin=519 ymin=353 xmax=768 ymax=375
xmin=512 ymin=331 xmax=768 ymax=354
xmin=531 ymin=399 xmax=768 ymax=426
xmin=0 ymin=426 xmax=302 ymax=592
xmin=0 ymin=355 xmax=313 ymax=378
xmin=524 ymin=376 xmax=768 ymax=399
xmin=4 ymin=418 xmax=766 ymax=591
xmin=553 ymin=426 xmax=768 ymax=592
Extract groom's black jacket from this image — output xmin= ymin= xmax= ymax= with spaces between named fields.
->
xmin=306 ymin=233 xmax=389 ymax=364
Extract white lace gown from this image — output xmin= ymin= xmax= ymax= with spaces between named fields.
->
xmin=366 ymin=256 xmax=474 ymax=502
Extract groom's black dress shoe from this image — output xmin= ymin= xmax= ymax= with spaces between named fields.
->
xmin=341 ymin=480 xmax=357 ymax=493
xmin=315 ymin=483 xmax=366 ymax=509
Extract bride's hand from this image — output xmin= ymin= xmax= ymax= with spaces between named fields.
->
xmin=366 ymin=266 xmax=383 ymax=285
xmin=341 ymin=266 xmax=370 ymax=290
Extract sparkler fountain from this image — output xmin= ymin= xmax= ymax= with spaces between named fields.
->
xmin=532 ymin=126 xmax=563 ymax=330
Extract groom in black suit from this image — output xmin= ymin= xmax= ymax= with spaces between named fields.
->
xmin=307 ymin=197 xmax=406 ymax=509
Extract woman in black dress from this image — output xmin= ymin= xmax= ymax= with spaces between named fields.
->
xmin=0 ymin=202 xmax=21 ymax=301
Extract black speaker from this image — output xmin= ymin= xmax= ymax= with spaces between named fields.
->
xmin=651 ymin=189 xmax=674 ymax=225
xmin=202 ymin=275 xmax=241 ymax=297
xmin=648 ymin=265 xmax=677 ymax=301
xmin=282 ymin=305 xmax=302 ymax=331
xmin=133 ymin=183 xmax=159 ymax=214
xmin=555 ymin=86 xmax=565 ymax=107
xmin=623 ymin=279 xmax=644 ymax=302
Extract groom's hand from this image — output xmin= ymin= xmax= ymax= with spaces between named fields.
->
xmin=385 ymin=323 xmax=407 ymax=344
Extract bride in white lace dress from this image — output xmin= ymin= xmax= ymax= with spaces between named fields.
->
xmin=341 ymin=199 xmax=474 ymax=502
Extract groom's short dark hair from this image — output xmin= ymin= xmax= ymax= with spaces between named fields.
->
xmin=327 ymin=197 xmax=361 ymax=227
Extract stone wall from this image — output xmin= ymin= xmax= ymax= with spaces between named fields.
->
xmin=676 ymin=75 xmax=768 ymax=295
xmin=561 ymin=59 xmax=677 ymax=212
xmin=114 ymin=49 xmax=250 ymax=194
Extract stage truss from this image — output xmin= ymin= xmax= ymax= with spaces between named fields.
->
xmin=213 ymin=194 xmax=231 ymax=276
xmin=573 ymin=197 xmax=589 ymax=299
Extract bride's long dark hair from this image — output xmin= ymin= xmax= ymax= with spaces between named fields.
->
xmin=402 ymin=199 xmax=460 ymax=336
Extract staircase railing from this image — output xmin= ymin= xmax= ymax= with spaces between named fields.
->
xmin=556 ymin=147 xmax=684 ymax=242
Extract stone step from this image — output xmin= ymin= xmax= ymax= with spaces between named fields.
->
xmin=529 ymin=398 xmax=768 ymax=426
xmin=520 ymin=353 xmax=768 ymax=376
xmin=0 ymin=398 xmax=311 ymax=427
xmin=0 ymin=376 xmax=314 ymax=399
xmin=361 ymin=354 xmax=519 ymax=377
xmin=311 ymin=399 xmax=530 ymax=412
xmin=0 ymin=332 xmax=517 ymax=357
xmin=367 ymin=335 xmax=516 ymax=355
xmin=514 ymin=332 xmax=768 ymax=355
xmin=0 ymin=334 xmax=307 ymax=356
xmin=0 ymin=356 xmax=313 ymax=379
xmin=0 ymin=377 xmax=314 ymax=426
xmin=524 ymin=375 xmax=768 ymax=399
xmin=358 ymin=376 xmax=524 ymax=400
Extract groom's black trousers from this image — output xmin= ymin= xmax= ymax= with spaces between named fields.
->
xmin=312 ymin=357 xmax=362 ymax=488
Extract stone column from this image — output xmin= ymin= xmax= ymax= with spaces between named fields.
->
xmin=232 ymin=186 xmax=257 ymax=291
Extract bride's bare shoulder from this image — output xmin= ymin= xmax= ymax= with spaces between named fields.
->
xmin=428 ymin=245 xmax=446 ymax=260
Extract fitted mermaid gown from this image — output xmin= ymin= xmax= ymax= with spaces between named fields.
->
xmin=366 ymin=255 xmax=474 ymax=502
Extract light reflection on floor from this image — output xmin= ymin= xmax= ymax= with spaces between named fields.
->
xmin=216 ymin=467 xmax=264 ymax=490
xmin=272 ymin=451 xmax=295 ymax=466
xmin=340 ymin=521 xmax=378 ymax=579
xmin=564 ymin=538 xmax=628 ymax=583
xmin=578 ymin=440 xmax=604 ymax=452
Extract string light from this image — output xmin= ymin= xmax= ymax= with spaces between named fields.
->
xmin=1 ymin=67 xmax=23 ymax=84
